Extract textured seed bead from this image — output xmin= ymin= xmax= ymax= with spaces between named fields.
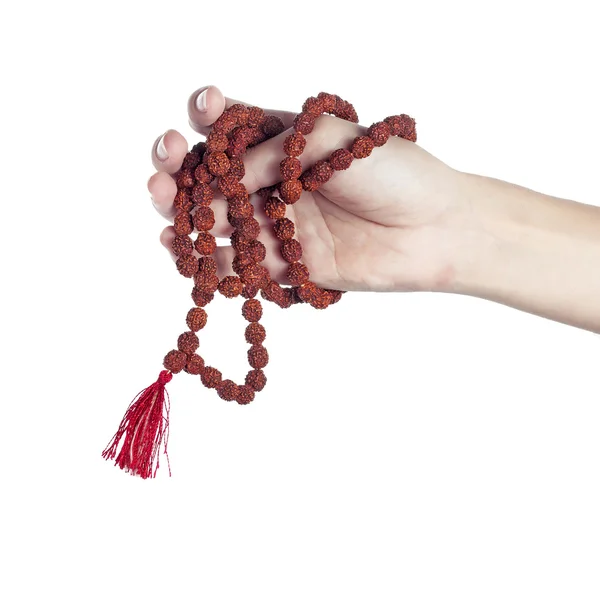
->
xmin=207 ymin=152 xmax=230 ymax=176
xmin=238 ymin=218 xmax=261 ymax=240
xmin=302 ymin=96 xmax=323 ymax=115
xmin=178 ymin=331 xmax=199 ymax=354
xmin=287 ymin=262 xmax=310 ymax=285
xmin=329 ymin=148 xmax=354 ymax=171
xmin=245 ymin=240 xmax=266 ymax=263
xmin=273 ymin=218 xmax=295 ymax=240
xmin=192 ymin=183 xmax=214 ymax=206
xmin=293 ymin=112 xmax=316 ymax=135
xmin=182 ymin=152 xmax=202 ymax=170
xmin=186 ymin=307 xmax=207 ymax=331
xmin=193 ymin=207 xmax=215 ymax=231
xmin=264 ymin=196 xmax=287 ymax=220
xmin=217 ymin=379 xmax=239 ymax=401
xmin=174 ymin=189 xmax=193 ymax=211
xmin=299 ymin=171 xmax=320 ymax=192
xmin=218 ymin=276 xmax=243 ymax=298
xmin=176 ymin=254 xmax=198 ymax=278
xmin=217 ymin=176 xmax=242 ymax=199
xmin=245 ymin=369 xmax=267 ymax=391
xmin=280 ymin=157 xmax=303 ymax=181
xmin=206 ymin=131 xmax=229 ymax=153
xmin=261 ymin=115 xmax=285 ymax=137
xmin=247 ymin=106 xmax=264 ymax=128
xmin=242 ymin=299 xmax=262 ymax=322
xmin=191 ymin=288 xmax=214 ymax=307
xmin=312 ymin=160 xmax=333 ymax=183
xmin=281 ymin=239 xmax=303 ymax=263
xmin=228 ymin=156 xmax=245 ymax=180
xmin=236 ymin=385 xmax=255 ymax=405
xmin=172 ymin=235 xmax=193 ymax=256
xmin=194 ymin=164 xmax=214 ymax=184
xmin=283 ymin=132 xmax=306 ymax=157
xmin=245 ymin=323 xmax=266 ymax=345
xmin=352 ymin=136 xmax=375 ymax=158
xmin=368 ymin=121 xmax=391 ymax=147
xmin=248 ymin=345 xmax=269 ymax=369
xmin=385 ymin=114 xmax=416 ymax=141
xmin=163 ymin=349 xmax=187 ymax=374
xmin=201 ymin=367 xmax=222 ymax=388
xmin=174 ymin=211 xmax=193 ymax=235
xmin=185 ymin=354 xmax=205 ymax=375
xmin=194 ymin=232 xmax=217 ymax=256
xmin=177 ymin=169 xmax=195 ymax=188
xmin=280 ymin=180 xmax=303 ymax=204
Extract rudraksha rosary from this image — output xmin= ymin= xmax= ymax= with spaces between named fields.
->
xmin=102 ymin=93 xmax=417 ymax=478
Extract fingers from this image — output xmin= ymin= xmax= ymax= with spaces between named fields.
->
xmin=187 ymin=85 xmax=298 ymax=135
xmin=151 ymin=129 xmax=188 ymax=173
xmin=240 ymin=115 xmax=362 ymax=194
xmin=148 ymin=172 xmax=177 ymax=219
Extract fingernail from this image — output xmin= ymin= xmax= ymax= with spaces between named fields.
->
xmin=156 ymin=133 xmax=169 ymax=161
xmin=195 ymin=89 xmax=208 ymax=112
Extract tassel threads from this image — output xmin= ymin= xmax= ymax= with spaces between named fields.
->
xmin=102 ymin=370 xmax=172 ymax=479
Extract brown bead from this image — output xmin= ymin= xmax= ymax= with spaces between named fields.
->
xmin=185 ymin=354 xmax=205 ymax=375
xmin=174 ymin=189 xmax=193 ymax=211
xmin=248 ymin=345 xmax=269 ymax=369
xmin=283 ymin=132 xmax=306 ymax=157
xmin=368 ymin=121 xmax=391 ymax=147
xmin=194 ymin=164 xmax=214 ymax=184
xmin=280 ymin=157 xmax=303 ymax=181
xmin=218 ymin=276 xmax=244 ymax=298
xmin=287 ymin=262 xmax=310 ymax=285
xmin=229 ymin=104 xmax=249 ymax=126
xmin=245 ymin=239 xmax=266 ymax=263
xmin=176 ymin=254 xmax=198 ymax=277
xmin=264 ymin=196 xmax=287 ymax=220
xmin=174 ymin=211 xmax=193 ymax=236
xmin=191 ymin=287 xmax=214 ymax=307
xmin=245 ymin=322 xmax=266 ymax=345
xmin=193 ymin=207 xmax=215 ymax=231
xmin=206 ymin=131 xmax=229 ymax=153
xmin=280 ymin=239 xmax=302 ymax=263
xmin=194 ymin=273 xmax=219 ymax=294
xmin=232 ymin=253 xmax=254 ymax=275
xmin=279 ymin=180 xmax=303 ymax=204
xmin=352 ymin=136 xmax=375 ymax=159
xmin=176 ymin=169 xmax=195 ymax=188
xmin=236 ymin=385 xmax=255 ymax=405
xmin=313 ymin=160 xmax=333 ymax=184
xmin=293 ymin=112 xmax=316 ymax=135
xmin=261 ymin=115 xmax=285 ymax=137
xmin=241 ymin=284 xmax=259 ymax=299
xmin=385 ymin=114 xmax=416 ymax=141
xmin=230 ymin=230 xmax=250 ymax=253
xmin=178 ymin=331 xmax=199 ymax=354
xmin=247 ymin=106 xmax=264 ymax=128
xmin=207 ymin=152 xmax=230 ymax=176
xmin=192 ymin=183 xmax=214 ymax=206
xmin=237 ymin=218 xmax=261 ymax=240
xmin=201 ymin=366 xmax=222 ymax=388
xmin=299 ymin=172 xmax=320 ymax=192
xmin=186 ymin=307 xmax=207 ymax=331
xmin=191 ymin=141 xmax=207 ymax=156
xmin=245 ymin=369 xmax=267 ymax=391
xmin=261 ymin=280 xmax=284 ymax=304
xmin=163 ymin=349 xmax=187 ymax=374
xmin=217 ymin=176 xmax=242 ymax=199
xmin=197 ymin=256 xmax=218 ymax=276
xmin=273 ymin=218 xmax=295 ymax=241
xmin=329 ymin=148 xmax=354 ymax=171
xmin=194 ymin=232 xmax=216 ymax=256
xmin=228 ymin=156 xmax=245 ymax=180
xmin=172 ymin=235 xmax=193 ymax=256
xmin=317 ymin=92 xmax=336 ymax=113
xmin=213 ymin=112 xmax=237 ymax=134
xmin=242 ymin=299 xmax=262 ymax=322
xmin=239 ymin=264 xmax=269 ymax=287
xmin=216 ymin=379 xmax=239 ymax=401
xmin=302 ymin=96 xmax=324 ymax=115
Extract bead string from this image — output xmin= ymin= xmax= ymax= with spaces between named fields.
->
xmin=162 ymin=93 xmax=417 ymax=405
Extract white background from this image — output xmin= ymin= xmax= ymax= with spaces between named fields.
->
xmin=1 ymin=1 xmax=599 ymax=598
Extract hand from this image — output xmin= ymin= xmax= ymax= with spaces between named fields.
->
xmin=148 ymin=85 xmax=469 ymax=293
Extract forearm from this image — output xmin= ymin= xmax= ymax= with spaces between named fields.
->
xmin=450 ymin=172 xmax=600 ymax=333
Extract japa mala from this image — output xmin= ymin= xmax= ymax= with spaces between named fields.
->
xmin=102 ymin=93 xmax=417 ymax=478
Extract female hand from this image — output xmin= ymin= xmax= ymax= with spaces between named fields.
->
xmin=147 ymin=85 xmax=469 ymax=294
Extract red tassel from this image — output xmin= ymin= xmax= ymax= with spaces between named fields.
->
xmin=102 ymin=370 xmax=172 ymax=479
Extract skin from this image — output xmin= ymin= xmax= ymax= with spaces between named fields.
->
xmin=148 ymin=85 xmax=600 ymax=333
